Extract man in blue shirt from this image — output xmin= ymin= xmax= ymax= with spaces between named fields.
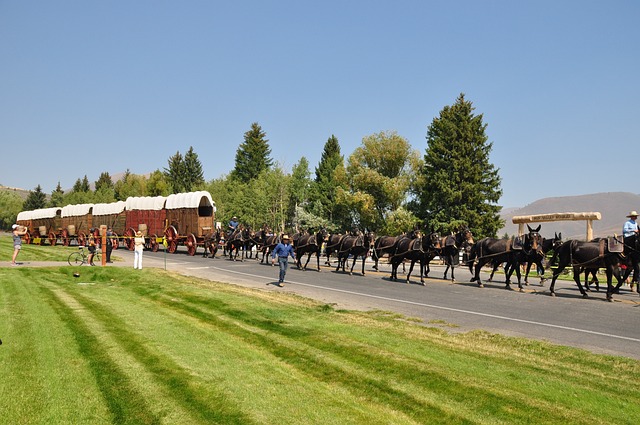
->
xmin=623 ymin=211 xmax=639 ymax=238
xmin=623 ymin=211 xmax=639 ymax=286
xmin=271 ymin=234 xmax=296 ymax=287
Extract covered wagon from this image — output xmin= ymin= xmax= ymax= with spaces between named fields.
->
xmin=91 ymin=201 xmax=126 ymax=249
xmin=124 ymin=195 xmax=167 ymax=251
xmin=164 ymin=191 xmax=216 ymax=255
xmin=16 ymin=207 xmax=69 ymax=245
xmin=60 ymin=203 xmax=93 ymax=246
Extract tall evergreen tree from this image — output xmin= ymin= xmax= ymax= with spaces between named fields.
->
xmin=231 ymin=122 xmax=273 ymax=183
xmin=287 ymin=157 xmax=312 ymax=226
xmin=49 ymin=182 xmax=65 ymax=207
xmin=413 ymin=93 xmax=503 ymax=237
xmin=23 ymin=184 xmax=47 ymax=211
xmin=164 ymin=151 xmax=185 ymax=193
xmin=183 ymin=146 xmax=205 ymax=191
xmin=310 ymin=135 xmax=344 ymax=224
xmin=94 ymin=172 xmax=113 ymax=191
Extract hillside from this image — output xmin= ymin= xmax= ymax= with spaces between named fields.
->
xmin=498 ymin=192 xmax=640 ymax=240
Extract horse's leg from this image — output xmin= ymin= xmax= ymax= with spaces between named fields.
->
xmin=406 ymin=259 xmax=415 ymax=283
xmin=349 ymin=254 xmax=357 ymax=275
xmin=361 ymin=252 xmax=366 ymax=276
xmin=315 ymin=249 xmax=321 ymax=271
xmin=473 ymin=260 xmax=484 ymax=287
xmin=572 ymin=266 xmax=589 ymax=298
xmin=524 ymin=261 xmax=533 ymax=285
xmin=303 ymin=252 xmax=312 ymax=270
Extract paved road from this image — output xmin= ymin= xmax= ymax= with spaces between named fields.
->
xmin=19 ymin=247 xmax=640 ymax=360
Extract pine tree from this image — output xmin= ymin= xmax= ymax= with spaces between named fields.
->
xmin=183 ymin=146 xmax=205 ymax=191
xmin=23 ymin=184 xmax=47 ymax=211
xmin=81 ymin=175 xmax=91 ymax=192
xmin=287 ymin=157 xmax=311 ymax=225
xmin=310 ymin=135 xmax=344 ymax=223
xmin=413 ymin=93 xmax=503 ymax=238
xmin=231 ymin=122 xmax=273 ymax=183
xmin=49 ymin=182 xmax=65 ymax=207
xmin=94 ymin=172 xmax=113 ymax=191
xmin=164 ymin=151 xmax=185 ymax=193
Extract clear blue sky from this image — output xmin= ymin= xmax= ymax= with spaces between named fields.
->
xmin=1 ymin=1 xmax=638 ymax=208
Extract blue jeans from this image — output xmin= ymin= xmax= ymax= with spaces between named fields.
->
xmin=277 ymin=256 xmax=289 ymax=282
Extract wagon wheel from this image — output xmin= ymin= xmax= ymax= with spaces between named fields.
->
xmin=37 ymin=234 xmax=44 ymax=245
xmin=24 ymin=231 xmax=32 ymax=245
xmin=164 ymin=226 xmax=178 ymax=253
xmin=61 ymin=228 xmax=70 ymax=246
xmin=149 ymin=234 xmax=159 ymax=252
xmin=124 ymin=228 xmax=136 ymax=250
xmin=77 ymin=232 xmax=86 ymax=247
xmin=186 ymin=233 xmax=197 ymax=256
xmin=110 ymin=233 xmax=119 ymax=250
xmin=48 ymin=231 xmax=57 ymax=246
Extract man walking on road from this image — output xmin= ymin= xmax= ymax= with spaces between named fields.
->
xmin=271 ymin=234 xmax=296 ymax=287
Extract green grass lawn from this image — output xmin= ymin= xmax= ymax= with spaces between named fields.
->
xmin=1 ymin=263 xmax=638 ymax=425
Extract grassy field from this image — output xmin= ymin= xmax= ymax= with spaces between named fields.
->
xmin=1 ymin=237 xmax=639 ymax=424
xmin=1 ymin=266 xmax=639 ymax=424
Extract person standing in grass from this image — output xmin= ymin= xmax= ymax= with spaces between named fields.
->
xmin=271 ymin=234 xmax=296 ymax=287
xmin=87 ymin=229 xmax=97 ymax=266
xmin=134 ymin=230 xmax=145 ymax=269
xmin=105 ymin=227 xmax=114 ymax=263
xmin=11 ymin=224 xmax=27 ymax=265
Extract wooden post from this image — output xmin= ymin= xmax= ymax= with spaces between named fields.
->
xmin=101 ymin=226 xmax=107 ymax=266
xmin=587 ymin=220 xmax=593 ymax=241
xmin=512 ymin=212 xmax=601 ymax=241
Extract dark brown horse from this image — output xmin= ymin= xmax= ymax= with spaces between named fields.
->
xmin=468 ymin=225 xmax=542 ymax=291
xmin=295 ymin=228 xmax=329 ymax=271
xmin=335 ymin=229 xmax=375 ymax=276
xmin=203 ymin=228 xmax=225 ymax=258
xmin=372 ymin=234 xmax=403 ymax=271
xmin=549 ymin=237 xmax=625 ymax=301
xmin=259 ymin=233 xmax=281 ymax=264
xmin=388 ymin=231 xmax=440 ymax=285
xmin=324 ymin=233 xmax=345 ymax=266
xmin=439 ymin=227 xmax=474 ymax=282
xmin=226 ymin=226 xmax=253 ymax=261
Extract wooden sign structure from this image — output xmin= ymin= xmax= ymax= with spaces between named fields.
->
xmin=512 ymin=212 xmax=601 ymax=241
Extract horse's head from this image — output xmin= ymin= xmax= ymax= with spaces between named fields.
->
xmin=316 ymin=227 xmax=329 ymax=243
xmin=424 ymin=231 xmax=441 ymax=250
xmin=526 ymin=224 xmax=543 ymax=253
xmin=552 ymin=232 xmax=563 ymax=250
xmin=458 ymin=226 xmax=474 ymax=247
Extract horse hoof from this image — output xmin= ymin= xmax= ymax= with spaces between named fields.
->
xmin=550 ymin=292 xmax=556 ymax=297
xmin=478 ymin=283 xmax=484 ymax=288
xmin=519 ymin=288 xmax=524 ymax=293
xmin=582 ymin=293 xmax=589 ymax=299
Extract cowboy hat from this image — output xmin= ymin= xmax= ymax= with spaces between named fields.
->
xmin=281 ymin=234 xmax=290 ymax=240
xmin=627 ymin=211 xmax=639 ymax=217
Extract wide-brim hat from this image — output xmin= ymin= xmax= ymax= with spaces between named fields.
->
xmin=136 ymin=231 xmax=143 ymax=236
xmin=627 ymin=211 xmax=639 ymax=217
xmin=281 ymin=234 xmax=290 ymax=240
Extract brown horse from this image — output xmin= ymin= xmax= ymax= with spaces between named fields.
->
xmin=335 ymin=229 xmax=376 ymax=276
xmin=439 ymin=227 xmax=474 ymax=282
xmin=203 ymin=228 xmax=225 ymax=258
xmin=468 ymin=225 xmax=542 ymax=291
xmin=324 ymin=233 xmax=345 ymax=266
xmin=295 ymin=227 xmax=329 ymax=271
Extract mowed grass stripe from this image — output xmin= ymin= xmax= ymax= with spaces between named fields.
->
xmin=81 ymin=273 xmax=413 ymax=424
xmin=131 ymin=274 xmax=639 ymax=424
xmin=0 ymin=271 xmax=112 ymax=424
xmin=37 ymin=284 xmax=163 ymax=425
xmin=54 ymin=279 xmax=256 ymax=425
xmin=128 ymin=284 xmax=511 ymax=424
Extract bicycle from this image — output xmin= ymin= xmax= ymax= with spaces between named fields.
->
xmin=68 ymin=246 xmax=101 ymax=266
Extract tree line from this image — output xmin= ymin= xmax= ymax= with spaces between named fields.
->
xmin=1 ymin=94 xmax=504 ymax=238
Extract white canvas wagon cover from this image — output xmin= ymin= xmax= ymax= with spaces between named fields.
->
xmin=125 ymin=196 xmax=167 ymax=211
xmin=30 ymin=207 xmax=62 ymax=220
xmin=165 ymin=191 xmax=215 ymax=210
xmin=61 ymin=203 xmax=93 ymax=218
xmin=17 ymin=210 xmax=33 ymax=221
xmin=93 ymin=201 xmax=126 ymax=216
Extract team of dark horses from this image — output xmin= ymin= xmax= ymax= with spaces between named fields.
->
xmin=201 ymin=223 xmax=640 ymax=302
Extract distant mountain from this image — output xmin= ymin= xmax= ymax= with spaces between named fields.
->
xmin=498 ymin=192 xmax=640 ymax=240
